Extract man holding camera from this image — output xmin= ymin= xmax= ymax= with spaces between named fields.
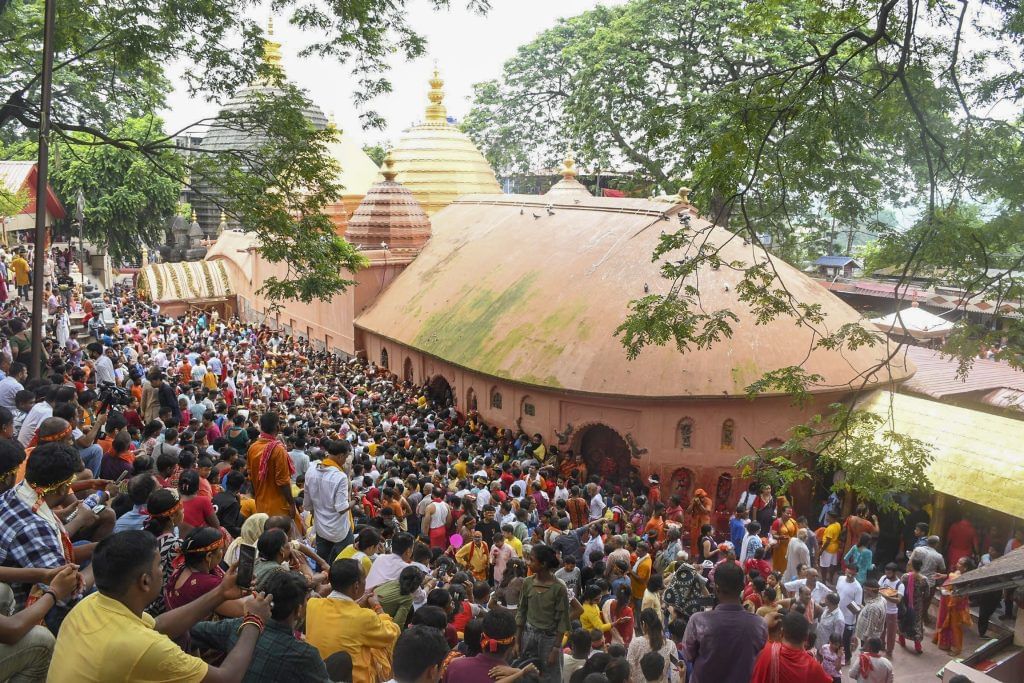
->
xmin=87 ymin=343 xmax=116 ymax=387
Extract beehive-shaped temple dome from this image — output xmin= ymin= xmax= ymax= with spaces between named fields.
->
xmin=193 ymin=19 xmax=329 ymax=237
xmin=384 ymin=68 xmax=501 ymax=215
xmin=346 ymin=153 xmax=431 ymax=253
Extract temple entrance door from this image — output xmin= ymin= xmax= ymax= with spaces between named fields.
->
xmin=575 ymin=424 xmax=631 ymax=482
xmin=427 ymin=375 xmax=453 ymax=407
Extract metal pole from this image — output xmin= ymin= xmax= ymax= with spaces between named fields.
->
xmin=29 ymin=0 xmax=57 ymax=380
xmin=76 ymin=189 xmax=84 ymax=291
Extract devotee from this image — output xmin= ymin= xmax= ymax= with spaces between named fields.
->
xmin=247 ymin=412 xmax=298 ymax=522
xmin=750 ymin=611 xmax=831 ymax=683
xmin=682 ymin=561 xmax=767 ymax=682
xmin=306 ymin=558 xmax=401 ymax=683
xmin=47 ymin=530 xmax=272 ymax=682
xmin=516 ymin=544 xmax=570 ymax=683
xmin=303 ymin=438 xmax=353 ymax=560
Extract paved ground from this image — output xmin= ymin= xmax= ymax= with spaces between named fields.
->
xmin=856 ymin=605 xmax=1011 ymax=682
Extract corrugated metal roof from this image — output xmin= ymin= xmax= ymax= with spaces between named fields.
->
xmin=856 ymin=390 xmax=1024 ymax=518
xmin=0 ymin=161 xmax=33 ymax=194
xmin=814 ymin=255 xmax=860 ymax=267
xmin=900 ymin=346 xmax=1024 ymax=398
xmin=950 ymin=547 xmax=1024 ymax=596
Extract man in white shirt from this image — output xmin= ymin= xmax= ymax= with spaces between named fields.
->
xmin=783 ymin=568 xmax=832 ymax=611
xmin=0 ymin=361 xmax=26 ymax=411
xmin=287 ymin=437 xmax=310 ymax=482
xmin=878 ymin=562 xmax=906 ymax=658
xmin=87 ymin=343 xmax=116 ymax=385
xmin=587 ymin=483 xmax=606 ymax=521
xmin=303 ymin=441 xmax=353 ymax=561
xmin=364 ymin=533 xmax=426 ymax=607
xmin=836 ymin=564 xmax=863 ymax=662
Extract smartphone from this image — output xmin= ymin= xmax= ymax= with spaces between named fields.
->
xmin=237 ymin=544 xmax=256 ymax=590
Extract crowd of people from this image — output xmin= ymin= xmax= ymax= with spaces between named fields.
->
xmin=0 ymin=282 xmax=1017 ymax=683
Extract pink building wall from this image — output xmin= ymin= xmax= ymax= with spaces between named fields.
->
xmin=360 ymin=330 xmax=843 ymax=514
xmin=206 ymin=231 xmax=357 ymax=355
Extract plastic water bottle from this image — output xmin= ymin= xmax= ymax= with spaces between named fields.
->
xmin=83 ymin=491 xmax=106 ymax=508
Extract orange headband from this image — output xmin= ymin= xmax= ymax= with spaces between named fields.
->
xmin=186 ymin=537 xmax=224 ymax=554
xmin=480 ymin=634 xmax=515 ymax=653
xmin=145 ymin=501 xmax=182 ymax=519
xmin=39 ymin=426 xmax=73 ymax=443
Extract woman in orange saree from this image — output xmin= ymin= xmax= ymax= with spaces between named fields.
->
xmin=933 ymin=556 xmax=976 ymax=655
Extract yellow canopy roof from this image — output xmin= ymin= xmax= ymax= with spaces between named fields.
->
xmin=856 ymin=390 xmax=1024 ymax=518
xmin=137 ymin=261 xmax=233 ymax=302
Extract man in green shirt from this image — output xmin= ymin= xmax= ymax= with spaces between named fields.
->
xmin=516 ymin=545 xmax=570 ymax=683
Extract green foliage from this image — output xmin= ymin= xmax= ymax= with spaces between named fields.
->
xmin=46 ymin=116 xmax=182 ymax=261
xmin=0 ymin=0 xmax=485 ymax=299
xmin=739 ymin=403 xmax=933 ymax=516
xmin=0 ymin=187 xmax=28 ymax=218
xmin=362 ymin=144 xmax=387 ymax=167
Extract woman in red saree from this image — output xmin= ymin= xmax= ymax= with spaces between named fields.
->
xmin=933 ymin=556 xmax=976 ymax=655
xmin=164 ymin=527 xmax=246 ymax=617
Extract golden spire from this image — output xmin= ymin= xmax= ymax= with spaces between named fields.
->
xmin=326 ymin=112 xmax=337 ymax=131
xmin=561 ymin=155 xmax=579 ymax=181
xmin=191 ymin=209 xmax=198 ymax=224
xmin=424 ymin=65 xmax=447 ymax=124
xmin=382 ymin=150 xmax=398 ymax=181
xmin=219 ymin=210 xmax=227 ymax=229
xmin=262 ymin=17 xmax=282 ymax=68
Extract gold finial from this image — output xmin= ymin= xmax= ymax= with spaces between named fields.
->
xmin=425 ymin=65 xmax=447 ymax=123
xmin=262 ymin=17 xmax=282 ymax=68
xmin=219 ymin=210 xmax=227 ymax=228
xmin=678 ymin=187 xmax=691 ymax=205
xmin=326 ymin=112 xmax=337 ymax=131
xmin=561 ymin=155 xmax=579 ymax=181
xmin=382 ymin=150 xmax=398 ymax=181
xmin=190 ymin=209 xmax=198 ymax=223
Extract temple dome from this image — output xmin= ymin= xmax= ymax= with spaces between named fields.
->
xmin=346 ymin=153 xmax=431 ymax=253
xmin=545 ymin=157 xmax=591 ymax=199
xmin=192 ymin=19 xmax=328 ymax=236
xmin=356 ymin=194 xmax=913 ymax=398
xmin=384 ymin=68 xmax=501 ymax=215
xmin=322 ymin=115 xmax=381 ymax=235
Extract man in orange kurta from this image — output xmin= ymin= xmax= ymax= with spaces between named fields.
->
xmin=247 ymin=412 xmax=296 ymax=521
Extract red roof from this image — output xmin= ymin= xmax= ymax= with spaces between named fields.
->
xmin=901 ymin=345 xmax=1024 ymax=398
xmin=0 ymin=161 xmax=66 ymax=220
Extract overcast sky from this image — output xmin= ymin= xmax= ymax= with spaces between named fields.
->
xmin=160 ymin=0 xmax=624 ymax=149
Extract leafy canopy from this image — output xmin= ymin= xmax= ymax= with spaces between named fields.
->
xmin=464 ymin=0 xmax=1024 ymax=509
xmin=0 ymin=0 xmax=487 ymax=300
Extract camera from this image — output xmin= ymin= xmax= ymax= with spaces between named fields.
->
xmin=97 ymin=381 xmax=131 ymax=412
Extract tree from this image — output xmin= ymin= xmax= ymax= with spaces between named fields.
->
xmin=362 ymin=144 xmax=388 ymax=167
xmin=43 ymin=116 xmax=182 ymax=261
xmin=0 ymin=0 xmax=488 ymax=302
xmin=465 ymin=0 xmax=1024 ymax=509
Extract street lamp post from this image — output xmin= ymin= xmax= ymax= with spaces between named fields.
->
xmin=75 ymin=189 xmax=84 ymax=291
xmin=28 ymin=0 xmax=58 ymax=380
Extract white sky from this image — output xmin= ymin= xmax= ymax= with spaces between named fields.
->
xmin=160 ymin=0 xmax=625 ymax=149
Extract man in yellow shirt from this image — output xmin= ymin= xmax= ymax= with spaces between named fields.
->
xmin=10 ymin=251 xmax=29 ymax=299
xmin=48 ymin=530 xmax=271 ymax=683
xmin=819 ymin=510 xmax=842 ymax=586
xmin=307 ymin=558 xmax=401 ymax=683
xmin=455 ymin=530 xmax=489 ymax=581
xmin=502 ymin=524 xmax=524 ymax=558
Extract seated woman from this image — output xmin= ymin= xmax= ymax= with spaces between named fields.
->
xmin=178 ymin=470 xmax=219 ymax=536
xmin=163 ymin=527 xmax=246 ymax=618
xmin=375 ymin=565 xmax=424 ymax=627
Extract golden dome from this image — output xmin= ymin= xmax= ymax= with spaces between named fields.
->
xmin=545 ymin=155 xmax=592 ymax=198
xmin=384 ymin=66 xmax=501 ymax=215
